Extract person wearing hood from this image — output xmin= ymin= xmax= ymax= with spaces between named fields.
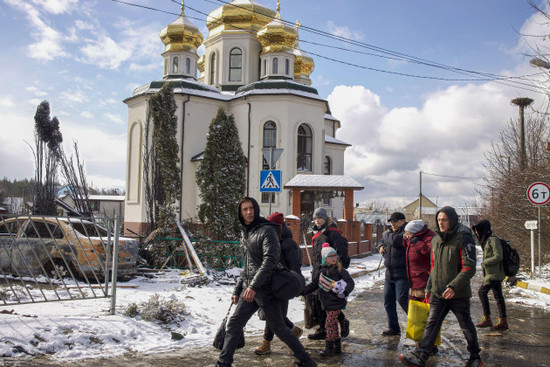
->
xmin=379 ymin=211 xmax=409 ymax=336
xmin=399 ymin=206 xmax=483 ymax=367
xmin=472 ymin=219 xmax=508 ymax=331
xmin=254 ymin=212 xmax=304 ymax=356
xmin=307 ymin=207 xmax=351 ymax=341
xmin=216 ymin=198 xmax=316 ymax=367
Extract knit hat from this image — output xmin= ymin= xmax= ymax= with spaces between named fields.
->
xmin=313 ymin=207 xmax=329 ymax=222
xmin=321 ymin=243 xmax=337 ymax=266
xmin=405 ymin=219 xmax=425 ymax=234
xmin=267 ymin=212 xmax=284 ymax=226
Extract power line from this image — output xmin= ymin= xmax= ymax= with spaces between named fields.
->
xmin=422 ymin=171 xmax=483 ymax=180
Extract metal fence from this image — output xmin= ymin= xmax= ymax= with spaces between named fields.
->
xmin=0 ymin=214 xmax=130 ymax=310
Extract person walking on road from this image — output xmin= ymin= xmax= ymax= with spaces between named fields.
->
xmin=216 ymin=197 xmax=316 ymax=367
xmin=472 ymin=219 xmax=508 ymax=331
xmin=308 ymin=208 xmax=351 ymax=341
xmin=303 ymin=243 xmax=355 ymax=357
xmin=379 ymin=212 xmax=409 ymax=336
xmin=403 ymin=219 xmax=434 ymax=302
xmin=398 ymin=206 xmax=483 ymax=367
xmin=254 ymin=212 xmax=304 ymax=355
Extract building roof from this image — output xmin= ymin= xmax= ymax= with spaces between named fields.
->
xmin=284 ymin=174 xmax=364 ymax=190
xmin=325 ymin=134 xmax=351 ymax=146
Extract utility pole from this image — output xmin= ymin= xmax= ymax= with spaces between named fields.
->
xmin=419 ymin=170 xmax=422 ymax=220
xmin=511 ymin=97 xmax=533 ymax=170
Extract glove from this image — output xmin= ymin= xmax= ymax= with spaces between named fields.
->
xmin=332 ymin=279 xmax=347 ymax=298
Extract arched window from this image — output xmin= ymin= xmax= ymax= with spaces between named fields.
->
xmin=173 ymin=57 xmax=179 ymax=73
xmin=263 ymin=59 xmax=267 ymax=76
xmin=285 ymin=59 xmax=290 ymax=75
xmin=297 ymin=124 xmax=312 ymax=171
xmin=324 ymin=156 xmax=331 ymax=175
xmin=185 ymin=58 xmax=191 ymax=74
xmin=164 ymin=58 xmax=168 ymax=75
xmin=262 ymin=121 xmax=277 ymax=203
xmin=210 ymin=53 xmax=216 ymax=85
xmin=272 ymin=57 xmax=279 ymax=74
xmin=229 ymin=48 xmax=242 ymax=82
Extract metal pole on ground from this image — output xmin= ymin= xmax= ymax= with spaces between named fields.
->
xmin=110 ymin=215 xmax=120 ymax=315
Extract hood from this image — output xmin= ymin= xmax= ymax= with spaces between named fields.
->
xmin=281 ymin=223 xmax=293 ymax=240
xmin=238 ymin=197 xmax=261 ymax=227
xmin=472 ymin=219 xmax=492 ymax=245
xmin=435 ymin=206 xmax=459 ymax=232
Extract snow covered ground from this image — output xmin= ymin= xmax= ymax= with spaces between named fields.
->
xmin=1 ymin=253 xmax=549 ymax=361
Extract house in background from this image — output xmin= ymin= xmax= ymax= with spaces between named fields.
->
xmin=58 ymin=194 xmax=125 ymax=219
xmin=0 ymin=197 xmax=29 ymax=215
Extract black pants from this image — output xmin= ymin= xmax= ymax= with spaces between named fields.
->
xmin=218 ymin=291 xmax=308 ymax=366
xmin=313 ymin=292 xmax=345 ymax=330
xmin=263 ymin=299 xmax=294 ymax=341
xmin=478 ymin=280 xmax=507 ymax=318
xmin=418 ymin=295 xmax=480 ymax=360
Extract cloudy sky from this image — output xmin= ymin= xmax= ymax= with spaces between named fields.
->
xmin=0 ymin=0 xmax=548 ymax=208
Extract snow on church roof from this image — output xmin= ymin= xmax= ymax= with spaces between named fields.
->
xmin=325 ymin=134 xmax=351 ymax=146
xmin=284 ymin=174 xmax=364 ymax=190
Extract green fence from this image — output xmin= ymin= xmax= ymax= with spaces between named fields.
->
xmin=156 ymin=238 xmax=242 ymax=271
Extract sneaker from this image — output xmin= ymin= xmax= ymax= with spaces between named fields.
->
xmin=475 ymin=315 xmax=492 ymax=328
xmin=292 ymin=326 xmax=303 ymax=338
xmin=465 ymin=354 xmax=483 ymax=367
xmin=398 ymin=352 xmax=425 ymax=367
xmin=307 ymin=328 xmax=326 ymax=340
xmin=492 ymin=317 xmax=508 ymax=331
xmin=340 ymin=318 xmax=350 ymax=337
xmin=381 ymin=329 xmax=401 ymax=336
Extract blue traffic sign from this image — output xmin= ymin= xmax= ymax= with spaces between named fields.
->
xmin=260 ymin=170 xmax=281 ymax=192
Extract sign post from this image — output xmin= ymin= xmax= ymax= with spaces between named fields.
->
xmin=526 ymin=182 xmax=549 ymax=278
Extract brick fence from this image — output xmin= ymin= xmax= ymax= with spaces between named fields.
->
xmin=285 ymin=216 xmax=373 ymax=266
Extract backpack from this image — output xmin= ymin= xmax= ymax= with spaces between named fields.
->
xmin=499 ymin=238 xmax=520 ymax=277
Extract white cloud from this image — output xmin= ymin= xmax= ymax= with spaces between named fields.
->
xmin=26 ymin=86 xmax=48 ymax=97
xmin=60 ymin=89 xmax=89 ymax=104
xmin=34 ymin=0 xmax=79 ymax=15
xmin=103 ymin=112 xmax=124 ymax=125
xmin=80 ymin=36 xmax=132 ymax=70
xmin=0 ymin=96 xmax=14 ymax=107
xmin=327 ymin=20 xmax=365 ymax=41
xmin=80 ymin=111 xmax=93 ymax=119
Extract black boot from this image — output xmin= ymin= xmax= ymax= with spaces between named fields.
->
xmin=319 ymin=341 xmax=335 ymax=357
xmin=340 ymin=319 xmax=350 ymax=337
xmin=334 ymin=339 xmax=342 ymax=355
xmin=308 ymin=328 xmax=326 ymax=340
xmin=295 ymin=354 xmax=317 ymax=367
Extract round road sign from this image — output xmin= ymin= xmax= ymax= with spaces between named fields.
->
xmin=527 ymin=182 xmax=550 ymax=206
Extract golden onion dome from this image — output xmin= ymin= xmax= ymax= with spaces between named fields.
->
xmin=197 ymin=54 xmax=205 ymax=74
xmin=256 ymin=2 xmax=297 ymax=54
xmin=160 ymin=4 xmax=203 ymax=53
xmin=206 ymin=0 xmax=276 ymax=37
xmin=293 ymin=21 xmax=314 ymax=78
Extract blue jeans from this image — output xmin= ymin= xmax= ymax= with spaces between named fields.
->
xmin=383 ymin=276 xmax=409 ymax=331
xmin=218 ymin=291 xmax=309 ymax=366
xmin=418 ymin=295 xmax=480 ymax=360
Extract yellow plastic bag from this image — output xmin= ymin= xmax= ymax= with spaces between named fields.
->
xmin=405 ymin=299 xmax=441 ymax=346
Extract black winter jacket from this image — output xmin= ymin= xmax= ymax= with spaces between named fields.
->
xmin=280 ymin=224 xmax=303 ymax=273
xmin=303 ymin=265 xmax=354 ymax=311
xmin=311 ymin=224 xmax=350 ymax=283
xmin=380 ymin=223 xmax=407 ymax=280
xmin=233 ymin=198 xmax=281 ymax=296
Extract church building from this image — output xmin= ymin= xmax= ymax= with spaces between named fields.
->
xmin=123 ymin=0 xmax=362 ymax=235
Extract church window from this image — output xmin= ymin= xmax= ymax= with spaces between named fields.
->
xmin=185 ymin=58 xmax=191 ymax=74
xmin=173 ymin=57 xmax=179 ymax=73
xmin=210 ymin=53 xmax=216 ymax=85
xmin=273 ymin=57 xmax=279 ymax=74
xmin=229 ymin=48 xmax=242 ymax=82
xmin=263 ymin=59 xmax=267 ymax=76
xmin=285 ymin=59 xmax=290 ymax=75
xmin=324 ymin=156 xmax=331 ymax=175
xmin=297 ymin=124 xmax=312 ymax=172
xmin=262 ymin=121 xmax=277 ymax=203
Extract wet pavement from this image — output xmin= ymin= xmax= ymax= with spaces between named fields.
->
xmin=2 ymin=276 xmax=550 ymax=367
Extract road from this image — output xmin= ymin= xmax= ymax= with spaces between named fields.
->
xmin=1 ymin=276 xmax=549 ymax=367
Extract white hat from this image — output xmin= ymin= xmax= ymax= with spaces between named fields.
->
xmin=405 ymin=220 xmax=425 ymax=234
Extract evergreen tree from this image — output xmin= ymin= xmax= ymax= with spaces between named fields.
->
xmin=197 ymin=107 xmax=246 ymax=240
xmin=32 ymin=100 xmax=62 ymax=215
xmin=144 ymin=83 xmax=181 ymax=234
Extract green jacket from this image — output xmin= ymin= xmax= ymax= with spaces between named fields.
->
xmin=427 ymin=223 xmax=477 ymax=299
xmin=481 ymin=235 xmax=505 ymax=284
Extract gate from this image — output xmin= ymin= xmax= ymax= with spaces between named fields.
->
xmin=0 ymin=214 xmax=133 ymax=309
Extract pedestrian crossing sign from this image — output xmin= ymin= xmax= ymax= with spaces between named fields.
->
xmin=260 ymin=170 xmax=281 ymax=192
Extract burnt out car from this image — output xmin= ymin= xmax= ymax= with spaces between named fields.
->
xmin=0 ymin=216 xmax=138 ymax=281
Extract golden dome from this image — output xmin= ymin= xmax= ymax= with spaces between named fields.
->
xmin=256 ymin=2 xmax=297 ymax=54
xmin=197 ymin=54 xmax=205 ymax=74
xmin=160 ymin=5 xmax=203 ymax=53
xmin=206 ymin=0 xmax=276 ymax=37
xmin=293 ymin=21 xmax=314 ymax=78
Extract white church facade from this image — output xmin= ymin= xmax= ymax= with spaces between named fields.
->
xmin=123 ymin=0 xmax=361 ymax=235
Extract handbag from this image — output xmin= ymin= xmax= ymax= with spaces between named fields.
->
xmin=271 ymin=267 xmax=305 ymax=300
xmin=213 ymin=303 xmax=245 ymax=350
xmin=405 ymin=299 xmax=441 ymax=346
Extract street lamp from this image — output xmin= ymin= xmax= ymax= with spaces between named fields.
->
xmin=530 ymin=57 xmax=550 ymax=70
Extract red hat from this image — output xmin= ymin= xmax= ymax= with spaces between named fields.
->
xmin=267 ymin=212 xmax=284 ymax=226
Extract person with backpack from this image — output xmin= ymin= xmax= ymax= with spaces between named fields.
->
xmin=307 ymin=207 xmax=351 ymax=341
xmin=472 ymin=219 xmax=508 ymax=331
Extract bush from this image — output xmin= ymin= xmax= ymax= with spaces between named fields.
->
xmin=124 ymin=294 xmax=187 ymax=324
